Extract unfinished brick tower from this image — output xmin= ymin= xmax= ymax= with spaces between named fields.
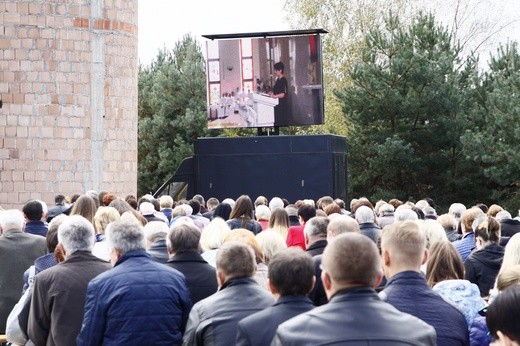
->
xmin=0 ymin=0 xmax=138 ymax=209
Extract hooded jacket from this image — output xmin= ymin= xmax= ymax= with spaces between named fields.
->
xmin=464 ymin=243 xmax=504 ymax=297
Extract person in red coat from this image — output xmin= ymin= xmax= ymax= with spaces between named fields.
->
xmin=286 ymin=204 xmax=316 ymax=250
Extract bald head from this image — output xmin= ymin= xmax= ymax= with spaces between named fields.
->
xmin=381 ymin=221 xmax=426 ymax=274
xmin=322 ymin=233 xmax=382 ymax=293
xmin=327 ymin=215 xmax=359 ymax=240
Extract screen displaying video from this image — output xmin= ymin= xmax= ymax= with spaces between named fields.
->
xmin=205 ymin=32 xmax=324 ymax=129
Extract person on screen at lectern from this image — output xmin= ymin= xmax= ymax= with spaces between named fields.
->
xmin=270 ymin=61 xmax=288 ymax=126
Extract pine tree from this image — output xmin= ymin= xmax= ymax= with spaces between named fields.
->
xmin=337 ymin=12 xmax=481 ymax=205
xmin=137 ymin=35 xmax=208 ymax=196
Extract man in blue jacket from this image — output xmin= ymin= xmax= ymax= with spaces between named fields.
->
xmin=236 ymin=247 xmax=315 ymax=346
xmin=379 ymin=221 xmax=469 ymax=346
xmin=77 ymin=218 xmax=192 ymax=346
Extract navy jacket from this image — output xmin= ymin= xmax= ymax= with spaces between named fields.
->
xmin=166 ymin=251 xmax=218 ymax=304
xmin=236 ymin=295 xmax=314 ymax=346
xmin=24 ymin=220 xmax=48 ymax=237
xmin=273 ymin=287 xmax=436 ymax=345
xmin=380 ymin=271 xmax=469 ymax=346
xmin=147 ymin=239 xmax=169 ymax=263
xmin=77 ymin=250 xmax=191 ymax=346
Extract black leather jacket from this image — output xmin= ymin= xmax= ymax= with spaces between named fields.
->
xmin=273 ymin=287 xmax=436 ymax=346
xmin=182 ymin=277 xmax=274 ymax=346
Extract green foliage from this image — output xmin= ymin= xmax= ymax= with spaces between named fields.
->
xmin=461 ymin=42 xmax=520 ymax=211
xmin=137 ymin=35 xmax=208 ymax=196
xmin=283 ymin=0 xmax=419 ymax=136
xmin=338 ymin=12 xmax=486 ymax=206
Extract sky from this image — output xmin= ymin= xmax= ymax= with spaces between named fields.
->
xmin=138 ymin=0 xmax=290 ymax=66
xmin=138 ymin=1 xmax=520 ymax=67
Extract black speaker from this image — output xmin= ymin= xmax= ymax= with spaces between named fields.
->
xmin=194 ymin=135 xmax=347 ymax=202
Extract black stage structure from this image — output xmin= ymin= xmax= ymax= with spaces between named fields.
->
xmin=154 ymin=134 xmax=347 ymax=202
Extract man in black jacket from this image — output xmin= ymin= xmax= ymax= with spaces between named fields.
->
xmin=236 ymin=248 xmax=315 ymax=346
xmin=182 ymin=242 xmax=274 ymax=345
xmin=272 ymin=233 xmax=436 ymax=346
xmin=165 ymin=223 xmax=218 ymax=304
xmin=304 ymin=216 xmax=329 ymax=257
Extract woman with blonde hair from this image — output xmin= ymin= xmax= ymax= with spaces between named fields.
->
xmin=70 ymin=195 xmax=97 ymax=225
xmin=268 ymin=208 xmax=290 ymax=240
xmin=200 ymin=218 xmax=231 ymax=267
xmin=255 ymin=230 xmax=287 ymax=265
xmin=223 ymin=229 xmax=268 ymax=290
xmin=92 ymin=206 xmax=121 ymax=261
xmin=489 ymin=233 xmax=520 ymax=301
xmin=419 ymin=219 xmax=448 ymax=250
xmin=437 ymin=213 xmax=460 ymax=242
xmin=496 ymin=265 xmax=520 ymax=292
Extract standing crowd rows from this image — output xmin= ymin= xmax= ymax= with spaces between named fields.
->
xmin=0 ymin=191 xmax=519 ymax=345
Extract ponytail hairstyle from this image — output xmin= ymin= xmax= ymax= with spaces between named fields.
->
xmin=474 ymin=216 xmax=501 ymax=244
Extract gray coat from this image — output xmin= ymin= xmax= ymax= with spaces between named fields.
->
xmin=28 ymin=251 xmax=111 ymax=346
xmin=0 ymin=229 xmax=46 ymax=333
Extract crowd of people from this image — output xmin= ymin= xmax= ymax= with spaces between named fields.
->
xmin=1 ymin=191 xmax=520 ymax=345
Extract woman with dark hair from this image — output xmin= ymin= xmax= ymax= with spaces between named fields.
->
xmin=212 ymin=203 xmax=232 ymax=221
xmin=270 ymin=61 xmax=288 ymax=126
xmin=486 ymin=285 xmax=520 ymax=345
xmin=226 ymin=195 xmax=262 ymax=234
xmin=465 ymin=216 xmax=504 ymax=297
xmin=426 ymin=240 xmax=490 ymax=345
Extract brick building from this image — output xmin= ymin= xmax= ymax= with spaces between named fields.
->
xmin=0 ymin=0 xmax=138 ymax=209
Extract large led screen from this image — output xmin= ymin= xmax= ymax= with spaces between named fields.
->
xmin=205 ymin=32 xmax=324 ymax=129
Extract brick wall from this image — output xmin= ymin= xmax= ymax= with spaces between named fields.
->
xmin=0 ymin=0 xmax=138 ymax=209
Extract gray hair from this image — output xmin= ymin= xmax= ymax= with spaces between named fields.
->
xmin=496 ymin=210 xmax=512 ymax=222
xmin=394 ymin=206 xmax=419 ymax=222
xmin=304 ymin=216 xmax=329 ymax=238
xmin=449 ymin=203 xmax=466 ymax=219
xmin=143 ymin=221 xmax=169 ymax=243
xmin=328 ymin=215 xmax=360 ymax=236
xmin=355 ymin=206 xmax=376 ymax=224
xmin=269 ymin=197 xmax=284 ymax=211
xmin=255 ymin=205 xmax=271 ymax=221
xmin=0 ymin=209 xmax=25 ymax=230
xmin=107 ymin=219 xmax=146 ymax=254
xmin=57 ymin=215 xmax=95 ymax=254
xmin=379 ymin=203 xmax=395 ymax=216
